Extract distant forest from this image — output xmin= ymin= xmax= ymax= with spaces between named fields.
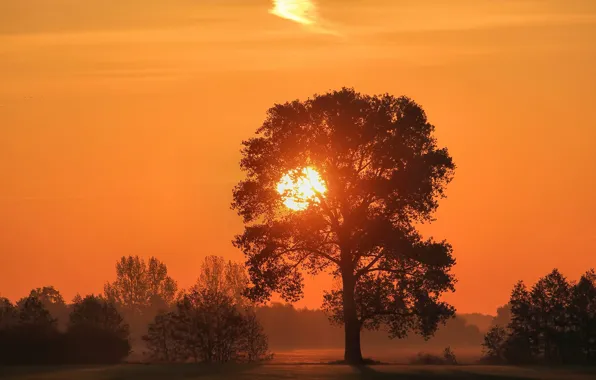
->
xmin=256 ymin=303 xmax=493 ymax=350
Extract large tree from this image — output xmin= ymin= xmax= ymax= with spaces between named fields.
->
xmin=232 ymin=88 xmax=456 ymax=363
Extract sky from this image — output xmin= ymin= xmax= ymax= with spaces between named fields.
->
xmin=1 ymin=0 xmax=595 ymax=315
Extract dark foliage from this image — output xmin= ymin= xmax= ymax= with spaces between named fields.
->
xmin=22 ymin=286 xmax=69 ymax=331
xmin=65 ymin=295 xmax=131 ymax=364
xmin=0 ymin=295 xmax=62 ymax=365
xmin=232 ymin=88 xmax=456 ymax=363
xmin=481 ymin=268 xmax=596 ymax=365
xmin=0 ymin=292 xmax=130 ymax=365
xmin=409 ymin=347 xmax=458 ymax=365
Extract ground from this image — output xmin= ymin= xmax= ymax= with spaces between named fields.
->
xmin=2 ymin=364 xmax=596 ymax=380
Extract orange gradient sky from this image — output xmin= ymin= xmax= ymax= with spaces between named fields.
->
xmin=1 ymin=0 xmax=595 ymax=315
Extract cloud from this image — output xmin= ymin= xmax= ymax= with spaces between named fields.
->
xmin=269 ymin=0 xmax=341 ymax=36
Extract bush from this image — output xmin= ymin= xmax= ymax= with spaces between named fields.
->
xmin=410 ymin=347 xmax=458 ymax=365
xmin=65 ymin=325 xmax=130 ymax=364
xmin=143 ymin=290 xmax=272 ymax=363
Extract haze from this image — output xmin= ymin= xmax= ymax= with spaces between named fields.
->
xmin=1 ymin=0 xmax=595 ymax=315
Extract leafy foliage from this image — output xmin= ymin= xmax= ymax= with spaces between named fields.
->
xmin=66 ymin=295 xmax=130 ymax=363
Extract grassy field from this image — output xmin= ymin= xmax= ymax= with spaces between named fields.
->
xmin=2 ymin=364 xmax=596 ymax=380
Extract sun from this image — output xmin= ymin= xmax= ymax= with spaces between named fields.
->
xmin=277 ymin=167 xmax=327 ymax=211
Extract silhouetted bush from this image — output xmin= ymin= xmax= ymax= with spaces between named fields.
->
xmin=64 ymin=295 xmax=130 ymax=364
xmin=0 ymin=295 xmax=63 ymax=365
xmin=409 ymin=347 xmax=458 ymax=365
xmin=143 ymin=256 xmax=272 ymax=364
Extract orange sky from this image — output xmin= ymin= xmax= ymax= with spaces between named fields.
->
xmin=1 ymin=0 xmax=595 ymax=315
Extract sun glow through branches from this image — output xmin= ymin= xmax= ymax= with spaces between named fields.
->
xmin=277 ymin=167 xmax=327 ymax=211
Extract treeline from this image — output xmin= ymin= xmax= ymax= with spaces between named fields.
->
xmin=0 ymin=256 xmax=271 ymax=365
xmin=8 ymin=255 xmax=592 ymax=366
xmin=0 ymin=254 xmax=491 ymax=367
xmin=482 ymin=269 xmax=596 ymax=365
xmin=0 ymin=293 xmax=129 ymax=365
xmin=257 ymin=303 xmax=485 ymax=350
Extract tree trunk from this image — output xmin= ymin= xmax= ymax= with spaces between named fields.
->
xmin=342 ymin=271 xmax=363 ymax=365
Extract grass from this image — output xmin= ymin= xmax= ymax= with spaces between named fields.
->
xmin=2 ymin=364 xmax=596 ymax=380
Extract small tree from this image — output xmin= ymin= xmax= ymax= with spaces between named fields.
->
xmin=443 ymin=347 xmax=457 ymax=365
xmin=240 ymin=311 xmax=271 ymax=362
xmin=482 ymin=326 xmax=508 ymax=363
xmin=143 ymin=312 xmax=182 ymax=363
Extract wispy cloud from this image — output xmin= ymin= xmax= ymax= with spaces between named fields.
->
xmin=269 ymin=0 xmax=341 ymax=36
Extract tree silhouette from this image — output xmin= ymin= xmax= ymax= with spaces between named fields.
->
xmin=67 ymin=295 xmax=130 ymax=363
xmin=569 ymin=270 xmax=596 ymax=362
xmin=17 ymin=295 xmax=57 ymax=328
xmin=232 ymin=88 xmax=456 ymax=363
xmin=25 ymin=286 xmax=69 ymax=330
xmin=482 ymin=325 xmax=508 ymax=363
xmin=2 ymin=296 xmax=60 ymax=364
xmin=482 ymin=268 xmax=596 ymax=365
xmin=143 ymin=311 xmax=181 ymax=363
xmin=0 ymin=297 xmax=17 ymax=329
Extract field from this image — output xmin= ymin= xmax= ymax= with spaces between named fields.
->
xmin=2 ymin=364 xmax=596 ymax=380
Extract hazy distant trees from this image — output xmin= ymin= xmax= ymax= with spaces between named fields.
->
xmin=323 ymin=270 xmax=455 ymax=342
xmin=143 ymin=256 xmax=270 ymax=363
xmin=104 ymin=256 xmax=178 ymax=314
xmin=491 ymin=304 xmax=512 ymax=329
xmin=482 ymin=269 xmax=596 ymax=365
xmin=232 ymin=88 xmax=456 ymax=363
xmin=104 ymin=255 xmax=178 ymax=348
